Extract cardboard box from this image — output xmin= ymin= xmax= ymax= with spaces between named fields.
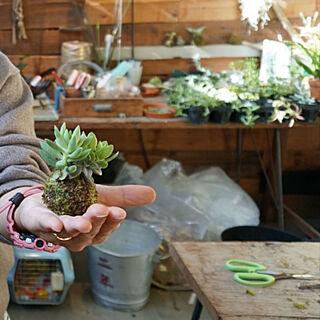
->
xmin=59 ymin=94 xmax=143 ymax=117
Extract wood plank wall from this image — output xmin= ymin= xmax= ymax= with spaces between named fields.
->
xmin=2 ymin=0 xmax=319 ymax=77
xmin=1 ymin=0 xmax=319 ymax=218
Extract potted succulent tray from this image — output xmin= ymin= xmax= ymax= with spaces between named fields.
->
xmin=143 ymin=103 xmax=177 ymax=118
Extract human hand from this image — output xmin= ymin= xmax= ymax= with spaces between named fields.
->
xmin=13 ymin=184 xmax=156 ymax=251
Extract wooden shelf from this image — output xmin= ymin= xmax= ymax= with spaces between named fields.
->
xmin=35 ymin=116 xmax=320 ymax=131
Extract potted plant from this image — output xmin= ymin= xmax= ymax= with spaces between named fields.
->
xmin=289 ymin=82 xmax=320 ymax=123
xmin=230 ymin=100 xmax=261 ymax=127
xmin=40 ymin=123 xmax=118 ymax=216
xmin=285 ymin=40 xmax=320 ymax=99
xmin=209 ymin=88 xmax=237 ymax=124
xmin=269 ymin=98 xmax=304 ymax=128
xmin=186 ymin=27 xmax=206 ymax=46
xmin=143 ymin=103 xmax=177 ymax=118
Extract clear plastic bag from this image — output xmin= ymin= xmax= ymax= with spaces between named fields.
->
xmin=114 ymin=159 xmax=260 ymax=241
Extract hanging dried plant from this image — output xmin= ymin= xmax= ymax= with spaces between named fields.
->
xmin=238 ymin=0 xmax=273 ymax=31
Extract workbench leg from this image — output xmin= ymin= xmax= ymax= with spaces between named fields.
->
xmin=274 ymin=128 xmax=284 ymax=230
xmin=236 ymin=128 xmax=242 ymax=184
xmin=191 ymin=298 xmax=203 ymax=320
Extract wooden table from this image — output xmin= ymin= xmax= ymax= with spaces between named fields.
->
xmin=170 ymin=241 xmax=320 ymax=320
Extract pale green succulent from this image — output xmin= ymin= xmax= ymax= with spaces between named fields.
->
xmin=40 ymin=122 xmax=118 ymax=183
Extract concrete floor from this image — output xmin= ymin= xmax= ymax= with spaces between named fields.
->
xmin=8 ymin=247 xmax=211 ymax=320
xmin=8 ymin=284 xmax=211 ymax=320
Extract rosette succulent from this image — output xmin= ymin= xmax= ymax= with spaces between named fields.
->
xmin=40 ymin=123 xmax=118 ymax=216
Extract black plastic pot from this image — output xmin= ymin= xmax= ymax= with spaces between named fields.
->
xmin=187 ymin=106 xmax=209 ymax=124
xmin=221 ymin=225 xmax=302 ymax=242
xmin=255 ymin=105 xmax=274 ymax=123
xmin=230 ymin=110 xmax=245 ymax=123
xmin=257 ymin=97 xmax=273 ymax=108
xmin=209 ymin=104 xmax=232 ymax=124
xmin=299 ymin=104 xmax=320 ymax=123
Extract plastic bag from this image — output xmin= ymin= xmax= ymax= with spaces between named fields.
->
xmin=114 ymin=159 xmax=260 ymax=241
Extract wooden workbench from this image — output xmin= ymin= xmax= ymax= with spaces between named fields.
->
xmin=170 ymin=242 xmax=320 ymax=319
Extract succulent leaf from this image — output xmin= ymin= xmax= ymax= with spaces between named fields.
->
xmin=67 ymin=165 xmax=77 ymax=173
xmin=45 ymin=138 xmax=64 ymax=154
xmin=67 ymin=134 xmax=77 ymax=153
xmin=40 ymin=123 xmax=118 ymax=181
xmin=59 ymin=168 xmax=68 ymax=180
xmin=99 ymin=145 xmax=114 ymax=159
xmin=56 ymin=159 xmax=67 ymax=169
xmin=69 ymin=147 xmax=83 ymax=159
xmin=40 ymin=141 xmax=62 ymax=160
xmin=51 ymin=170 xmax=61 ymax=180
xmin=40 ymin=150 xmax=57 ymax=167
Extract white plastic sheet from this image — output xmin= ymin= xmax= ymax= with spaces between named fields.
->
xmin=114 ymin=159 xmax=260 ymax=241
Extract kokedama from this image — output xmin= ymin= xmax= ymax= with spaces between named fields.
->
xmin=40 ymin=123 xmax=118 ymax=216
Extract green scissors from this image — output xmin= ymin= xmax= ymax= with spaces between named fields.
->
xmin=225 ymin=259 xmax=275 ymax=287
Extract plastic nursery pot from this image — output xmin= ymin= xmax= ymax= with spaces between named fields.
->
xmin=299 ymin=103 xmax=320 ymax=123
xmin=255 ymin=105 xmax=274 ymax=123
xmin=143 ymin=103 xmax=177 ymax=118
xmin=187 ymin=106 xmax=209 ymax=124
xmin=230 ymin=110 xmax=245 ymax=123
xmin=257 ymin=97 xmax=273 ymax=108
xmin=209 ymin=104 xmax=232 ymax=124
xmin=309 ymin=78 xmax=320 ymax=100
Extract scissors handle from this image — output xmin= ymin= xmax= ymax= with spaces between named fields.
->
xmin=234 ymin=272 xmax=275 ymax=287
xmin=226 ymin=259 xmax=267 ymax=273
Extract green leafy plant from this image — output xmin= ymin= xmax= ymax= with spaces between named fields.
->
xmin=40 ymin=123 xmax=118 ymax=215
xmin=230 ymin=58 xmax=260 ymax=97
xmin=285 ymin=40 xmax=320 ymax=79
xmin=186 ymin=26 xmax=206 ymax=46
xmin=232 ymin=100 xmax=260 ymax=127
xmin=289 ymin=81 xmax=316 ymax=105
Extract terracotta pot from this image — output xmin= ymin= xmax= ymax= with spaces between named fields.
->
xmin=143 ymin=103 xmax=176 ymax=118
xmin=309 ymin=78 xmax=320 ymax=100
xmin=141 ymin=87 xmax=160 ymax=98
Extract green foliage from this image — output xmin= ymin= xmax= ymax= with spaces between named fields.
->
xmin=232 ymin=100 xmax=260 ymax=127
xmin=40 ymin=123 xmax=118 ymax=182
xmin=149 ymin=76 xmax=163 ymax=87
xmin=230 ymin=58 xmax=260 ymax=94
xmin=285 ymin=40 xmax=320 ymax=79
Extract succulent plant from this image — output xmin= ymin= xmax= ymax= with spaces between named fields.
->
xmin=40 ymin=123 xmax=118 ymax=216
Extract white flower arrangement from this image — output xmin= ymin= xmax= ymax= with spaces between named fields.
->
xmin=238 ymin=0 xmax=273 ymax=31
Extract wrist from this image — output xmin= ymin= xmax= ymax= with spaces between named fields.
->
xmin=0 ymin=187 xmax=29 ymax=241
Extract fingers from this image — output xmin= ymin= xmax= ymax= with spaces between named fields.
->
xmin=45 ymin=205 xmax=126 ymax=251
xmin=91 ymin=206 xmax=126 ymax=244
xmin=96 ymin=185 xmax=156 ymax=207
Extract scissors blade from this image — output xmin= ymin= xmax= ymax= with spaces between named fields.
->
xmin=257 ymin=270 xmax=317 ymax=280
xmin=257 ymin=270 xmax=283 ymax=276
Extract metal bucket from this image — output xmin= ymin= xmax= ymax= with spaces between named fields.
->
xmin=88 ymin=219 xmax=161 ymax=311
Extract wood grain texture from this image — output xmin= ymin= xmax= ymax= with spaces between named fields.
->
xmin=0 ymin=0 xmax=81 ymax=30
xmin=170 ymin=242 xmax=320 ymax=319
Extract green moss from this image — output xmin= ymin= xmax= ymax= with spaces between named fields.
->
xmin=43 ymin=172 xmax=98 ymax=216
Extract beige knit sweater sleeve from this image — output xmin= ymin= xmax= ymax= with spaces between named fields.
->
xmin=0 ymin=51 xmax=51 ymax=315
xmin=0 ymin=51 xmax=50 ymax=196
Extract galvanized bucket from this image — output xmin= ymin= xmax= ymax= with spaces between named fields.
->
xmin=88 ymin=219 xmax=161 ymax=311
